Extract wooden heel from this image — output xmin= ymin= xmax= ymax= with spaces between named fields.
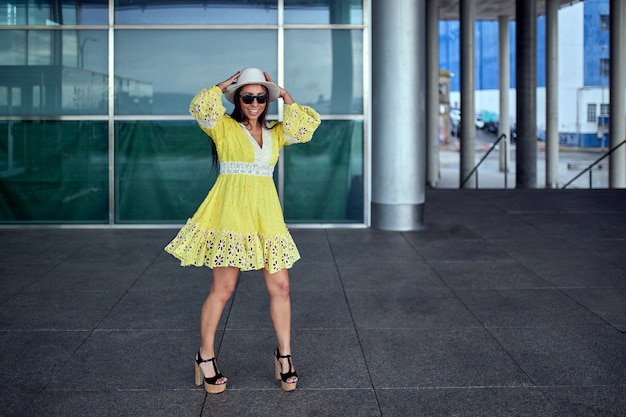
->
xmin=274 ymin=348 xmax=298 ymax=392
xmin=195 ymin=351 xmax=227 ymax=394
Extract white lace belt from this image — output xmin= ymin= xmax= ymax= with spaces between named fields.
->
xmin=220 ymin=161 xmax=274 ymax=177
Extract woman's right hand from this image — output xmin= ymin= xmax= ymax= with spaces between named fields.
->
xmin=217 ymin=71 xmax=241 ymax=93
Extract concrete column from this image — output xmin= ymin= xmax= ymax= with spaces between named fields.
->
xmin=371 ymin=0 xmax=426 ymax=230
xmin=426 ymin=0 xmax=440 ymax=188
xmin=545 ymin=0 xmax=559 ymax=188
xmin=515 ymin=0 xmax=538 ymax=188
xmin=498 ymin=16 xmax=510 ymax=175
xmin=460 ymin=0 xmax=476 ymax=188
xmin=610 ymin=0 xmax=626 ymax=188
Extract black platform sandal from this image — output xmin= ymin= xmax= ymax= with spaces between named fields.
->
xmin=195 ymin=351 xmax=227 ymax=394
xmin=274 ymin=347 xmax=298 ymax=392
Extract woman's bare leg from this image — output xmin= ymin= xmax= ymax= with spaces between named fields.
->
xmin=198 ymin=266 xmax=239 ymax=383
xmin=262 ymin=268 xmax=297 ymax=383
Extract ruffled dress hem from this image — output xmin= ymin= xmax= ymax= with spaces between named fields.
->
xmin=164 ymin=219 xmax=301 ymax=274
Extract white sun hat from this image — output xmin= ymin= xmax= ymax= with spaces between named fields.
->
xmin=224 ymin=67 xmax=281 ymax=104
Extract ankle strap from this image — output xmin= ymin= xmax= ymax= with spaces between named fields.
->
xmin=197 ymin=351 xmax=216 ymax=363
xmin=276 ymin=347 xmax=292 ymax=359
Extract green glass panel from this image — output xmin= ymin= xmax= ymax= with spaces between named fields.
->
xmin=285 ymin=0 xmax=362 ymax=24
xmin=0 ymin=0 xmax=108 ymax=25
xmin=283 ymin=120 xmax=363 ymax=223
xmin=115 ymin=0 xmax=277 ymax=24
xmin=285 ymin=30 xmax=363 ymax=114
xmin=0 ymin=30 xmax=109 ymax=116
xmin=0 ymin=121 xmax=108 ymax=223
xmin=115 ymin=121 xmax=218 ymax=223
xmin=115 ymin=30 xmax=278 ymax=115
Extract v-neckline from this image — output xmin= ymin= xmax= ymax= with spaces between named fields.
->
xmin=241 ymin=123 xmax=265 ymax=150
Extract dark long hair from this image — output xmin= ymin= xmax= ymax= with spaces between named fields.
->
xmin=209 ymin=85 xmax=273 ymax=170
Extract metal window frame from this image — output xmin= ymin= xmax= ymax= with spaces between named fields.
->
xmin=0 ymin=0 xmax=370 ymax=228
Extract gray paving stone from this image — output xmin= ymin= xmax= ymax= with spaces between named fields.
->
xmin=288 ymin=260 xmax=343 ymax=290
xmin=22 ymin=389 xmax=205 ymax=417
xmin=489 ymin=326 xmax=626 ymax=386
xmin=236 ymin=262 xmax=343 ymax=292
xmin=505 ymin=245 xmax=626 ymax=288
xmin=330 ymin=240 xmax=425 ymax=265
xmin=346 ymin=287 xmax=481 ymax=329
xmin=571 ymin=238 xmax=626 ymax=269
xmin=0 ymin=387 xmax=39 ymax=417
xmin=563 ymin=287 xmax=626 ymax=328
xmin=47 ymin=329 xmax=200 ymax=390
xmin=402 ymin=223 xmax=482 ymax=241
xmin=27 ymin=261 xmax=148 ymax=291
xmin=455 ymin=288 xmax=607 ymax=327
xmin=0 ymin=330 xmax=89 ymax=389
xmin=201 ymin=388 xmax=381 ymax=417
xmin=0 ymin=263 xmax=50 ymax=303
xmin=0 ymin=289 xmax=125 ymax=330
xmin=98 ymin=288 xmax=211 ymax=330
xmin=337 ymin=261 xmax=446 ymax=290
xmin=359 ymin=328 xmax=533 ymax=388
xmin=1 ymin=190 xmax=625 ymax=417
xmin=469 ymin=216 xmax=549 ymax=240
xmin=410 ymin=238 xmax=511 ymax=263
xmin=540 ymin=386 xmax=626 ymax=417
xmin=131 ymin=259 xmax=212 ymax=291
xmin=290 ymin=235 xmax=335 ymax=262
xmin=227 ymin=287 xmax=353 ymax=330
xmin=290 ymin=228 xmax=329 ymax=242
xmin=217 ymin=328 xmax=372 ymax=390
xmin=429 ymin=260 xmax=553 ymax=289
xmin=377 ymin=387 xmax=561 ymax=417
xmin=327 ymin=228 xmax=411 ymax=244
xmin=524 ymin=213 xmax=626 ymax=240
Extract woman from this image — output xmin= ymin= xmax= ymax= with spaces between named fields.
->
xmin=165 ymin=68 xmax=321 ymax=394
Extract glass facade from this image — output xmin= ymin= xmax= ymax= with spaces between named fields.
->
xmin=0 ymin=0 xmax=366 ymax=225
xmin=0 ymin=120 xmax=109 ymax=223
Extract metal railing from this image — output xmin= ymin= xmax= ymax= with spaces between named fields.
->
xmin=460 ymin=133 xmax=508 ymax=189
xmin=561 ymin=139 xmax=626 ymax=189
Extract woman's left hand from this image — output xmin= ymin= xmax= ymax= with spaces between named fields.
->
xmin=264 ymin=72 xmax=294 ymax=104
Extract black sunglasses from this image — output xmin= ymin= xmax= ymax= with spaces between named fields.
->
xmin=239 ymin=93 xmax=268 ymax=104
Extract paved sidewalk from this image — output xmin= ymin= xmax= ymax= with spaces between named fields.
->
xmin=1 ymin=189 xmax=625 ymax=416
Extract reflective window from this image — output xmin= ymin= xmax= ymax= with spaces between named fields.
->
xmin=1 ymin=1 xmax=367 ymax=225
xmin=0 ymin=30 xmax=109 ymax=115
xmin=115 ymin=121 xmax=218 ymax=223
xmin=115 ymin=30 xmax=278 ymax=115
xmin=0 ymin=0 xmax=108 ymax=25
xmin=115 ymin=0 xmax=277 ymax=25
xmin=285 ymin=0 xmax=362 ymax=24
xmin=285 ymin=30 xmax=362 ymax=114
xmin=284 ymin=120 xmax=363 ymax=223
xmin=0 ymin=121 xmax=109 ymax=223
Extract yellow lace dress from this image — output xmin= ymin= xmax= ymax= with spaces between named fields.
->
xmin=165 ymin=86 xmax=321 ymax=274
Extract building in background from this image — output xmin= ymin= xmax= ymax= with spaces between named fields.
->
xmin=0 ymin=0 xmax=365 ymax=225
xmin=439 ymin=0 xmax=610 ymax=148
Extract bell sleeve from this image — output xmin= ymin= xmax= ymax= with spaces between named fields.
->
xmin=189 ymin=86 xmax=226 ymax=130
xmin=281 ymin=103 xmax=321 ymax=146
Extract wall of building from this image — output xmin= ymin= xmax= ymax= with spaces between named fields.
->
xmin=0 ymin=0 xmax=367 ymax=225
xmin=441 ymin=1 xmax=615 ymax=148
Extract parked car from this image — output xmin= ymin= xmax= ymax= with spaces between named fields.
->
xmin=451 ymin=120 xmax=459 ymax=137
xmin=484 ymin=120 xmax=518 ymax=143
xmin=450 ymin=108 xmax=461 ymax=123
xmin=449 ymin=108 xmax=485 ymax=135
xmin=486 ymin=120 xmax=499 ymax=134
